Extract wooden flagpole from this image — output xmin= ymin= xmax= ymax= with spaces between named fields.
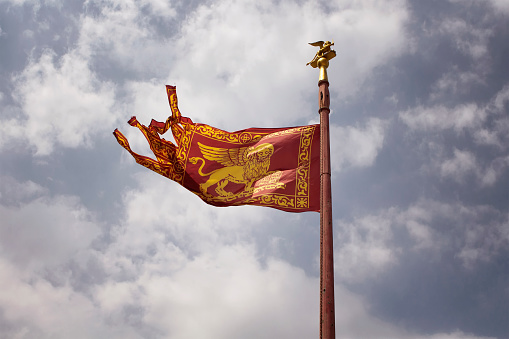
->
xmin=307 ymin=41 xmax=336 ymax=339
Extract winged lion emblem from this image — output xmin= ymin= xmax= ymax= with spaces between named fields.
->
xmin=306 ymin=40 xmax=336 ymax=68
xmin=189 ymin=142 xmax=275 ymax=198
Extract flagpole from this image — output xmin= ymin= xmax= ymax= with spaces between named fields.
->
xmin=319 ymin=78 xmax=335 ymax=339
xmin=307 ymin=41 xmax=336 ymax=339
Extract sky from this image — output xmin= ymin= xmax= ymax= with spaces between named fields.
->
xmin=0 ymin=0 xmax=508 ymax=338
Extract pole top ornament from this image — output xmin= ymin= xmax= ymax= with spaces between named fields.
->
xmin=307 ymin=40 xmax=336 ymax=82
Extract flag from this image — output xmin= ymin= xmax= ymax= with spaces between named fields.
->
xmin=113 ymin=85 xmax=320 ymax=212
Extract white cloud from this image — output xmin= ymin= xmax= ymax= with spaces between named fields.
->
xmin=138 ymin=0 xmax=176 ymax=18
xmin=400 ymin=103 xmax=485 ymax=133
xmin=167 ymin=0 xmax=408 ymax=129
xmin=2 ymin=0 xmax=409 ymax=155
xmin=417 ymin=332 xmax=495 ymax=339
xmin=439 ymin=149 xmax=509 ymax=187
xmin=71 ymin=169 xmax=314 ymax=338
xmin=440 ymin=148 xmax=477 ymax=181
xmin=167 ymin=0 xmax=320 ymax=128
xmin=135 ymin=245 xmax=318 ymax=339
xmin=335 ymin=199 xmax=508 ymax=283
xmin=487 ymin=0 xmax=509 ymax=14
xmin=1 ymin=0 xmax=179 ymax=156
xmin=0 ymin=176 xmax=47 ymax=203
xmin=93 ymin=172 xmax=504 ymax=339
xmin=6 ymin=50 xmax=117 ymax=155
xmin=0 ymin=0 xmax=58 ymax=6
xmin=480 ymin=155 xmax=509 ymax=186
xmin=0 ymin=256 xmax=142 ymax=339
xmin=429 ymin=69 xmax=484 ymax=102
xmin=474 ymin=84 xmax=509 ymax=149
xmin=455 ymin=214 xmax=509 ymax=269
xmin=335 ymin=209 xmax=401 ymax=283
xmin=79 ymin=0 xmax=176 ymax=74
xmin=419 ymin=8 xmax=495 ymax=91
xmin=402 ymin=84 xmax=509 ymax=186
xmin=96 ymin=183 xmax=502 ymax=339
xmin=0 ymin=177 xmax=502 ymax=338
xmin=123 ymin=80 xmax=173 ymax=126
xmin=493 ymin=83 xmax=509 ymax=110
xmin=330 ymin=118 xmax=387 ymax=172
xmin=438 ymin=17 xmax=493 ymax=61
xmin=108 ymin=171 xmax=268 ymax=257
xmin=409 ymin=201 xmax=509 ymax=270
xmin=326 ymin=0 xmax=409 ymax=94
xmin=0 ymin=194 xmax=100 ymax=270
xmin=401 ymin=79 xmax=509 ymax=147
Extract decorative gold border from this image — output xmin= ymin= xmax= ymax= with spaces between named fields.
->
xmin=295 ymin=126 xmax=316 ymax=208
xmin=194 ymin=125 xmax=267 ymax=144
xmin=235 ymin=193 xmax=296 ymax=209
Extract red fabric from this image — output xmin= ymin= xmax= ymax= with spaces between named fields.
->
xmin=113 ymin=85 xmax=320 ymax=212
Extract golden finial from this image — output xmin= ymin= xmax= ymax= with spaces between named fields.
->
xmin=307 ymin=40 xmax=336 ymax=81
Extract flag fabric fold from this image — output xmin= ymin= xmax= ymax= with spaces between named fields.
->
xmin=113 ymin=85 xmax=320 ymax=212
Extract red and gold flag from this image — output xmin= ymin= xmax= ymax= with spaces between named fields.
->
xmin=113 ymin=86 xmax=320 ymax=212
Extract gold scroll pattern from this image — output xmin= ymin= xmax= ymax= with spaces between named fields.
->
xmin=295 ymin=125 xmax=316 ymax=208
xmin=174 ymin=123 xmax=194 ymax=178
xmin=194 ymin=124 xmax=265 ymax=144
xmin=237 ymin=194 xmax=295 ymax=209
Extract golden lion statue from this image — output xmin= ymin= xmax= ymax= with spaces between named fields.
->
xmin=189 ymin=142 xmax=275 ymax=198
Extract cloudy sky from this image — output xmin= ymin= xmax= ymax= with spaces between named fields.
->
xmin=0 ymin=0 xmax=508 ymax=338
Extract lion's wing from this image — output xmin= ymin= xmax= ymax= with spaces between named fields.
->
xmin=309 ymin=41 xmax=324 ymax=47
xmin=197 ymin=142 xmax=248 ymax=167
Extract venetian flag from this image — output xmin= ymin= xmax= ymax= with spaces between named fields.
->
xmin=113 ymin=86 xmax=320 ymax=212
